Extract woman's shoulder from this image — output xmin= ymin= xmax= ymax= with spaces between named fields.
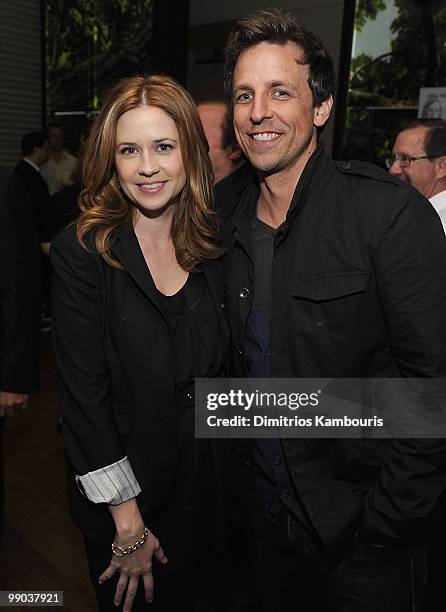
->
xmin=50 ymin=223 xmax=101 ymax=270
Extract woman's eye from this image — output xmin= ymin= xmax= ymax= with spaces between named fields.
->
xmin=156 ymin=143 xmax=172 ymax=152
xmin=120 ymin=146 xmax=137 ymax=155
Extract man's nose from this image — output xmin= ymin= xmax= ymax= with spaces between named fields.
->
xmin=251 ymin=93 xmax=272 ymax=124
xmin=388 ymin=158 xmax=402 ymax=176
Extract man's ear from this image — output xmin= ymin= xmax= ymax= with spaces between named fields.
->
xmin=314 ymin=95 xmax=333 ymax=128
xmin=229 ymin=144 xmax=242 ymax=162
xmin=436 ymin=155 xmax=446 ymax=179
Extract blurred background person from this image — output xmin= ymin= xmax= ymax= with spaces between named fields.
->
xmin=387 ymin=120 xmax=446 ymax=232
xmin=197 ymin=99 xmax=244 ymax=184
xmin=14 ymin=131 xmax=50 ymax=239
xmin=41 ymin=123 xmax=77 ymax=195
xmin=0 ymin=166 xmax=41 ymax=525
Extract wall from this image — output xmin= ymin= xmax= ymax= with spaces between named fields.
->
xmin=188 ymin=0 xmax=346 ymax=153
xmin=0 ymin=1 xmax=43 ymax=169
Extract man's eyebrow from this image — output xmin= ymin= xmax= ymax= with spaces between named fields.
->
xmin=234 ymin=79 xmax=296 ymax=91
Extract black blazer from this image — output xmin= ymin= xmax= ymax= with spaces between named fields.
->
xmin=0 ymin=166 xmax=41 ymax=393
xmin=51 ymin=224 xmax=228 ymax=542
xmin=14 ymin=159 xmax=50 ymax=239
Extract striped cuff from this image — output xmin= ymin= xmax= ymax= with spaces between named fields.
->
xmin=76 ymin=456 xmax=142 ymax=505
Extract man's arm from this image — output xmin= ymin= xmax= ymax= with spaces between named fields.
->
xmin=359 ymin=186 xmax=446 ymax=544
xmin=0 ymin=167 xmax=41 ymax=410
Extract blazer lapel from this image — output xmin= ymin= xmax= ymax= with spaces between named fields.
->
xmin=112 ymin=226 xmax=168 ymax=325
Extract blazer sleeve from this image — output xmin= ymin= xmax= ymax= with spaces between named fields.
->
xmin=0 ymin=169 xmax=41 ymax=393
xmin=358 ymin=187 xmax=446 ymax=544
xmin=51 ymin=227 xmax=125 ymax=476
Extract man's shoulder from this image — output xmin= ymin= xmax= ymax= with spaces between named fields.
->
xmin=334 ymin=159 xmax=411 ymax=191
xmin=214 ymin=163 xmax=256 ymax=221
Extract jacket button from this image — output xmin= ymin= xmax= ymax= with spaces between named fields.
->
xmin=186 ymin=392 xmax=193 ymax=400
xmin=220 ymin=302 xmax=225 ymax=309
xmin=237 ymin=347 xmax=244 ymax=355
xmin=282 ymin=488 xmax=290 ymax=498
xmin=273 ymin=456 xmax=281 ymax=465
xmin=239 ymin=288 xmax=250 ymax=299
xmin=315 ymin=320 xmax=324 ymax=327
xmin=342 ymin=161 xmax=352 ymax=170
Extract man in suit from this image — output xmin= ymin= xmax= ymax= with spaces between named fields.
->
xmin=0 ymin=166 xmax=41 ymax=521
xmin=14 ymin=131 xmax=50 ymax=238
xmin=217 ymin=9 xmax=446 ymax=611
xmin=15 ymin=132 xmax=51 ymax=326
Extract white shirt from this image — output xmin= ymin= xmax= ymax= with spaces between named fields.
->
xmin=41 ymin=150 xmax=77 ymax=195
xmin=429 ymin=189 xmax=446 ymax=234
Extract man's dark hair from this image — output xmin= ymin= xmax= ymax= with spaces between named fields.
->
xmin=401 ymin=120 xmax=446 ymax=158
xmin=224 ymin=8 xmax=335 ymax=107
xmin=197 ymin=98 xmax=235 ymax=149
xmin=21 ymin=131 xmax=46 ymax=156
xmin=45 ymin=122 xmax=64 ymax=137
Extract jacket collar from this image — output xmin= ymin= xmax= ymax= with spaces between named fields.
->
xmin=111 ymin=223 xmax=168 ymax=324
xmin=230 ymin=142 xmax=327 ymax=235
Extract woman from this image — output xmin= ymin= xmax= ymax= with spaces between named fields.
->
xmin=51 ymin=75 xmax=228 ymax=612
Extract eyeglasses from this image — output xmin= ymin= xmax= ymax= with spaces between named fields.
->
xmin=385 ymin=154 xmax=436 ymax=169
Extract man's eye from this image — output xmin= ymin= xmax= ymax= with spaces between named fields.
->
xmin=274 ymin=90 xmax=289 ymax=98
xmin=236 ymin=92 xmax=253 ymax=103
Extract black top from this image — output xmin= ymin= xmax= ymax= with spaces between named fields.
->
xmin=157 ymin=270 xmax=224 ymax=509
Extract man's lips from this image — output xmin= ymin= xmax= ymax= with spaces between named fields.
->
xmin=248 ymin=132 xmax=281 ymax=142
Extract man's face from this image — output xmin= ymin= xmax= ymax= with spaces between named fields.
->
xmin=35 ymin=141 xmax=49 ymax=166
xmin=198 ymin=102 xmax=236 ymax=184
xmin=389 ymin=127 xmax=438 ymax=198
xmin=232 ymin=41 xmax=331 ymax=177
xmin=48 ymin=127 xmax=64 ymax=151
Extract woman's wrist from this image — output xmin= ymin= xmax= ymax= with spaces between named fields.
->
xmin=109 ymin=498 xmax=145 ymax=539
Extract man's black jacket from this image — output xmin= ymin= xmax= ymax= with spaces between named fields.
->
xmin=216 ymin=145 xmax=446 ymax=552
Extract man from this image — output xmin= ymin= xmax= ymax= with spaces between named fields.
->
xmin=388 ymin=120 xmax=446 ymax=232
xmin=217 ymin=9 xmax=446 ymax=611
xmin=41 ymin=123 xmax=77 ymax=195
xmin=14 ymin=131 xmax=50 ymax=237
xmin=197 ymin=99 xmax=245 ymax=184
xmin=0 ymin=167 xmax=41 ymax=521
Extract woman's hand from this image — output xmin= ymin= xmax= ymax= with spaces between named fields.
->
xmin=100 ymin=499 xmax=168 ymax=611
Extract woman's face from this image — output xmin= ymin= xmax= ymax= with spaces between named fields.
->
xmin=427 ymin=101 xmax=441 ymax=118
xmin=115 ymin=105 xmax=186 ymax=216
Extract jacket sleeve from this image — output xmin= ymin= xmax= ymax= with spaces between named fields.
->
xmin=358 ymin=186 xmax=446 ymax=544
xmin=51 ymin=228 xmax=127 ymax=477
xmin=0 ymin=170 xmax=41 ymax=393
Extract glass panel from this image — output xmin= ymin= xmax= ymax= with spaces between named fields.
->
xmin=44 ymin=0 xmax=153 ymax=151
xmin=342 ymin=0 xmax=446 ymax=166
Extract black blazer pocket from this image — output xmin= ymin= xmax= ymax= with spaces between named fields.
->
xmin=292 ymin=270 xmax=368 ymax=302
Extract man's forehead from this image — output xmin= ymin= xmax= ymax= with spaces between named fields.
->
xmin=394 ymin=127 xmax=427 ymax=152
xmin=234 ymin=40 xmax=306 ymax=75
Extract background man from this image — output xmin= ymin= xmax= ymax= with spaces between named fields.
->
xmin=217 ymin=9 xmax=446 ymax=612
xmin=197 ymin=99 xmax=244 ymax=184
xmin=14 ymin=131 xmax=50 ymax=238
xmin=0 ymin=167 xmax=41 ymax=522
xmin=41 ymin=123 xmax=77 ymax=195
xmin=388 ymin=120 xmax=446 ymax=232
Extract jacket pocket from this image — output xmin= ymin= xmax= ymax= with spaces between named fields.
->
xmin=292 ymin=270 xmax=368 ymax=301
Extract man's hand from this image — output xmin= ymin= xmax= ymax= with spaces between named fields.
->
xmin=0 ymin=391 xmax=28 ymax=417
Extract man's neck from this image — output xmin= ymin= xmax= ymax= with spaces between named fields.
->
xmin=429 ymin=182 xmax=446 ymax=200
xmin=49 ymin=149 xmax=64 ymax=163
xmin=256 ymin=143 xmax=316 ymax=229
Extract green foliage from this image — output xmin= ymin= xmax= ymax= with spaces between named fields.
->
xmin=355 ymin=0 xmax=386 ymax=32
xmin=45 ymin=0 xmax=153 ymax=117
xmin=343 ymin=0 xmax=446 ymax=162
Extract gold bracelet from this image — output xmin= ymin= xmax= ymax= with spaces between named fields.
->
xmin=111 ymin=527 xmax=149 ymax=558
